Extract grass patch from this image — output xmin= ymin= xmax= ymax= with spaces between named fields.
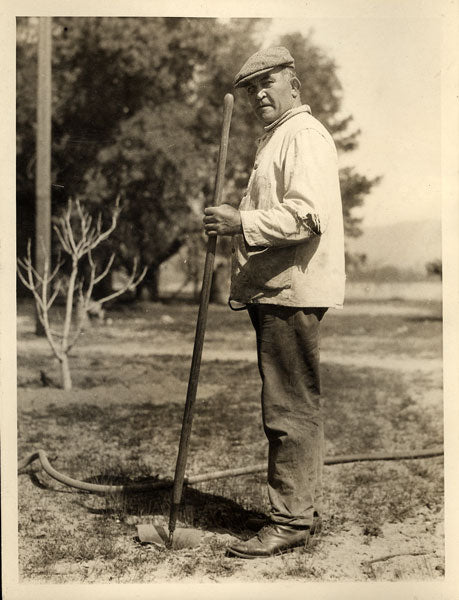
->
xmin=16 ymin=297 xmax=444 ymax=582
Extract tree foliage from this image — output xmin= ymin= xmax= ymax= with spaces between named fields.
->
xmin=339 ymin=167 xmax=382 ymax=238
xmin=17 ymin=17 xmax=379 ymax=299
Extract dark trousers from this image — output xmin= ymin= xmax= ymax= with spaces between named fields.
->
xmin=248 ymin=304 xmax=327 ymax=528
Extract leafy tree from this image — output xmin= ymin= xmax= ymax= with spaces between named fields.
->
xmin=16 ymin=17 xmax=266 ymax=299
xmin=17 ymin=18 xmax=379 ymax=301
xmin=339 ymin=167 xmax=382 ymax=238
xmin=83 ymin=102 xmax=205 ymax=298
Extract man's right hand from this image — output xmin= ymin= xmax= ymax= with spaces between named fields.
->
xmin=203 ymin=204 xmax=242 ymax=237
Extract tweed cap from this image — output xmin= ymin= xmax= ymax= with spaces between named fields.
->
xmin=233 ymin=46 xmax=295 ymax=88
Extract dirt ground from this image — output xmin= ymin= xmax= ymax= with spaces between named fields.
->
xmin=16 ymin=285 xmax=444 ymax=583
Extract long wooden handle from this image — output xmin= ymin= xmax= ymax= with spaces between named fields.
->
xmin=168 ymin=94 xmax=234 ymax=543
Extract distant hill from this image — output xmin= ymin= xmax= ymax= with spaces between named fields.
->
xmin=346 ymin=219 xmax=441 ymax=273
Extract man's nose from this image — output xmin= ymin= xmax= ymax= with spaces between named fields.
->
xmin=256 ymin=88 xmax=266 ymax=99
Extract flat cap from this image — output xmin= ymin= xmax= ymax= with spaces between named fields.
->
xmin=233 ymin=46 xmax=295 ymax=88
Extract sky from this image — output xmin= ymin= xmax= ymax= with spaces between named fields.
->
xmin=265 ymin=9 xmax=443 ymax=228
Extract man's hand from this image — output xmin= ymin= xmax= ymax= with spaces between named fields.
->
xmin=203 ymin=204 xmax=242 ymax=237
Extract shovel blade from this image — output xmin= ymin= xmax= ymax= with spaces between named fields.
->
xmin=137 ymin=523 xmax=203 ymax=549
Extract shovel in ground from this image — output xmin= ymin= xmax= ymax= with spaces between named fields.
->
xmin=137 ymin=93 xmax=234 ymax=550
xmin=137 ymin=523 xmax=204 ymax=549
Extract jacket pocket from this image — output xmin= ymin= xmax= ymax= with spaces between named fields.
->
xmin=240 ymin=245 xmax=295 ymax=291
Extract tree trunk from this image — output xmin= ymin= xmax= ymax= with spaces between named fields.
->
xmin=60 ymin=354 xmax=72 ymax=391
xmin=137 ymin=265 xmax=160 ymax=301
xmin=210 ymin=262 xmax=230 ymax=305
xmin=77 ymin=296 xmax=90 ymax=331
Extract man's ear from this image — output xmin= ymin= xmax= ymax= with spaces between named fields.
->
xmin=291 ymin=77 xmax=301 ymax=97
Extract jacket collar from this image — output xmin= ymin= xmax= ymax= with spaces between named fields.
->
xmin=264 ymin=104 xmax=312 ymax=133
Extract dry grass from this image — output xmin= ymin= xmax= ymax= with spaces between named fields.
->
xmin=16 ymin=292 xmax=444 ymax=582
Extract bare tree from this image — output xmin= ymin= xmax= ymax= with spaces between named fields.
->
xmin=17 ymin=198 xmax=147 ymax=390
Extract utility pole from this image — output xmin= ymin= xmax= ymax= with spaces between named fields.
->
xmin=35 ymin=17 xmax=52 ymax=335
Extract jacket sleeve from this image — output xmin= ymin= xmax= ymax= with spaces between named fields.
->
xmin=240 ymin=128 xmax=336 ymax=248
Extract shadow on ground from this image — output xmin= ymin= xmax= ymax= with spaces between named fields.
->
xmin=404 ymin=315 xmax=442 ymax=323
xmin=23 ymin=469 xmax=263 ymax=538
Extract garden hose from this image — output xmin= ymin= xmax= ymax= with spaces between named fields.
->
xmin=18 ymin=446 xmax=444 ymax=495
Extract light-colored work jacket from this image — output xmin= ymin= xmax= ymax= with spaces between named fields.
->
xmin=230 ymin=105 xmax=345 ymax=308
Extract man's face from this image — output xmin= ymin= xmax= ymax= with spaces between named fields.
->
xmin=246 ymin=68 xmax=297 ymax=125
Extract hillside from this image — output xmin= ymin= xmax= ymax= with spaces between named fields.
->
xmin=346 ymin=219 xmax=441 ymax=272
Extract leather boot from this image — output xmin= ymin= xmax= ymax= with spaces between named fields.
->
xmin=245 ymin=512 xmax=322 ymax=535
xmin=226 ymin=524 xmax=311 ymax=559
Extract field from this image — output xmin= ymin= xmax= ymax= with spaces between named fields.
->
xmin=16 ymin=282 xmax=444 ymax=583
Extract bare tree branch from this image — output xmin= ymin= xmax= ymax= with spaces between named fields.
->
xmin=84 ymin=249 xmax=97 ymax=306
xmin=89 ymin=215 xmax=118 ymax=250
xmin=61 ymin=264 xmax=78 ymax=354
xmin=19 ymin=197 xmax=140 ymax=390
xmin=95 ymin=212 xmax=102 ymax=236
xmin=63 ymin=199 xmax=78 ymax=255
xmin=46 ymin=281 xmax=62 ymax=310
xmin=74 ymin=198 xmax=93 ymax=255
xmin=49 ymin=253 xmax=65 ymax=283
xmin=88 ymin=196 xmax=121 ymax=251
xmin=17 ymin=246 xmax=61 ymax=358
xmin=97 ymin=260 xmax=147 ymax=306
xmin=53 ymin=223 xmax=71 ymax=254
xmin=93 ymin=253 xmax=116 ymax=285
xmin=17 ymin=263 xmax=40 ymax=296
xmin=22 ymin=239 xmax=45 ymax=283
xmin=17 ymin=261 xmax=45 ymax=312
xmin=18 ymin=257 xmax=44 ymax=286
xmin=40 ymin=312 xmax=62 ymax=358
xmin=75 ymin=197 xmax=85 ymax=225
xmin=68 ymin=321 xmax=85 ymax=352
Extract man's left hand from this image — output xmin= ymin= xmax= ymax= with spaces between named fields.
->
xmin=203 ymin=204 xmax=242 ymax=236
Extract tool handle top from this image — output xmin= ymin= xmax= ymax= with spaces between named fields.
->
xmin=224 ymin=93 xmax=234 ymax=111
xmin=212 ymin=94 xmax=234 ymax=208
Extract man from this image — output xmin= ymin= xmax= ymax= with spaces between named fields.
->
xmin=203 ymin=47 xmax=345 ymax=558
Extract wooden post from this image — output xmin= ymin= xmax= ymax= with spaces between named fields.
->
xmin=35 ymin=17 xmax=52 ymax=335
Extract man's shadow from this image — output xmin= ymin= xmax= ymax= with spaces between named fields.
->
xmin=26 ymin=470 xmax=265 ymax=538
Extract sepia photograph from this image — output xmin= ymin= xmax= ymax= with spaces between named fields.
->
xmin=2 ymin=0 xmax=458 ymax=598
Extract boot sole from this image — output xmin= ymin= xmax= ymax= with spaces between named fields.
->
xmin=226 ymin=527 xmax=320 ymax=560
xmin=226 ymin=539 xmax=310 ymax=560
